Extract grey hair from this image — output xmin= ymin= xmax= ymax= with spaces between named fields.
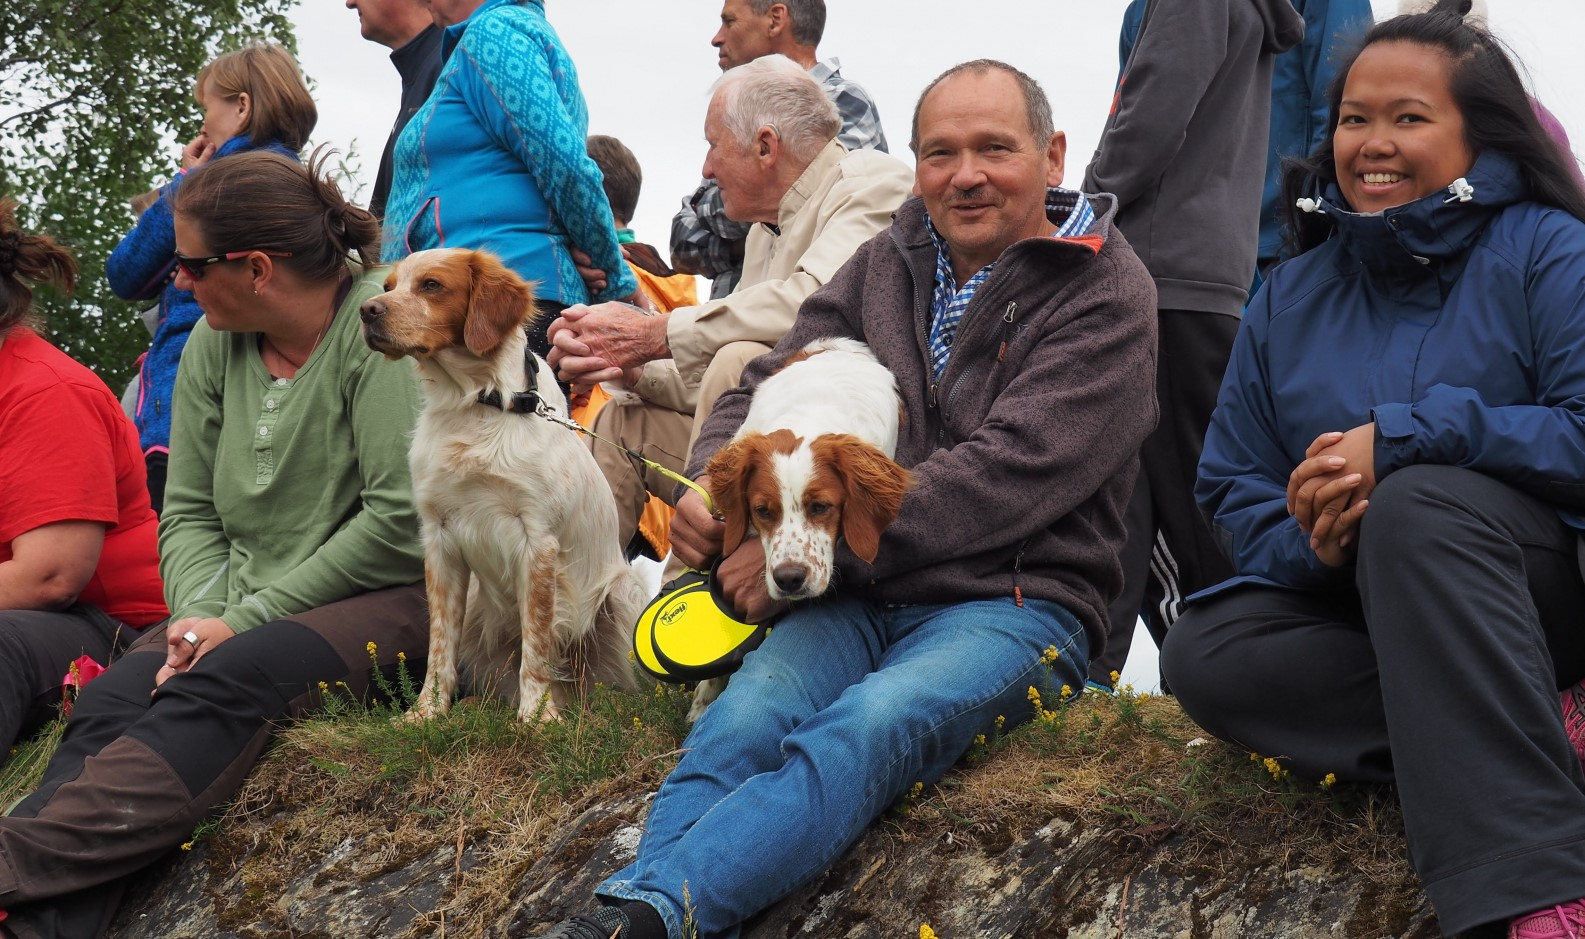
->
xmin=910 ymin=59 xmax=1056 ymax=154
xmin=712 ymin=54 xmax=839 ymax=164
xmin=744 ymin=0 xmax=825 ymax=46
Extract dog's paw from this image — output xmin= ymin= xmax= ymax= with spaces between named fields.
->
xmin=518 ymin=698 xmax=561 ymax=723
xmin=687 ymin=677 xmax=727 ymax=722
xmin=404 ymin=697 xmax=448 ymax=723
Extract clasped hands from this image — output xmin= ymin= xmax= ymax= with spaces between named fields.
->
xmin=547 ymin=248 xmax=662 ymax=392
xmin=1287 ymin=422 xmax=1376 ymax=567
xmin=154 ymin=616 xmax=235 ymax=689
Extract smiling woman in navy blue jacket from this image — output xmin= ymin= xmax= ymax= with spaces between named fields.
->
xmin=1160 ymin=3 xmax=1585 ymax=936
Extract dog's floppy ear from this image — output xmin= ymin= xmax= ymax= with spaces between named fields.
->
xmin=464 ymin=251 xmax=534 ymax=357
xmin=816 ymin=435 xmax=913 ymax=564
xmin=704 ymin=438 xmax=757 ymax=558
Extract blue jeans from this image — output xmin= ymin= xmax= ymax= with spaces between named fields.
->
xmin=599 ymin=595 xmax=1088 ymax=939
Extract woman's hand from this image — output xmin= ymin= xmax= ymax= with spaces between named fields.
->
xmin=1287 ymin=424 xmax=1377 ymax=532
xmin=155 ymin=616 xmax=235 ymax=687
xmin=1305 ymin=477 xmax=1370 ymax=567
xmin=181 ymin=134 xmax=216 ymax=172
xmin=570 ymin=247 xmax=609 ymax=296
xmin=1287 ymin=423 xmax=1377 ymax=567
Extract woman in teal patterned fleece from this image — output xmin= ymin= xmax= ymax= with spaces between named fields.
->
xmin=382 ymin=0 xmax=641 ymax=357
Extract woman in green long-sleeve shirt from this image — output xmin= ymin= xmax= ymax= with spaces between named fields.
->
xmin=0 ymin=151 xmax=430 ymax=938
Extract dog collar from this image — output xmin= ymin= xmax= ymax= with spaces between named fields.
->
xmin=476 ymin=337 xmax=541 ymax=415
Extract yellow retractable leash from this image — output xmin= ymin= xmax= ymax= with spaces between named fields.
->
xmin=536 ymin=409 xmax=769 ymax=683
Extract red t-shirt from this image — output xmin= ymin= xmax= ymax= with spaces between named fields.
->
xmin=0 ymin=329 xmax=167 ymax=626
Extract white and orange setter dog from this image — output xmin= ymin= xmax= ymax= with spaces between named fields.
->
xmin=360 ymin=248 xmax=645 ymax=721
xmin=705 ymin=337 xmax=913 ymax=602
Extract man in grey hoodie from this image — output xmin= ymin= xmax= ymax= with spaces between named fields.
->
xmin=1082 ymin=0 xmax=1305 ymax=687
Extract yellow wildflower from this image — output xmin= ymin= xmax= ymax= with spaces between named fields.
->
xmin=366 ymin=641 xmax=377 ymax=657
xmin=1059 ymin=684 xmax=1072 ymax=700
xmin=633 ymin=716 xmax=644 ymax=730
xmin=180 ymin=842 xmax=193 ymax=852
xmin=1040 ymin=644 xmax=1061 ymax=666
xmin=920 ymin=927 xmax=938 ymax=939
xmin=909 ymin=782 xmax=924 ymax=800
xmin=1321 ymin=772 xmax=1337 ymax=789
xmin=1110 ymin=670 xmax=1121 ymax=685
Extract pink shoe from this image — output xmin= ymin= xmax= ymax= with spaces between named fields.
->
xmin=1510 ymin=898 xmax=1585 ymax=939
xmin=1563 ymin=681 xmax=1585 ymax=771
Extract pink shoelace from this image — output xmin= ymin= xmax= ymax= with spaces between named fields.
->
xmin=1563 ymin=682 xmax=1585 ymax=769
xmin=1510 ymin=899 xmax=1585 ymax=939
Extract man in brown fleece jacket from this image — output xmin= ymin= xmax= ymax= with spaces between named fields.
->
xmin=528 ymin=60 xmax=1158 ymax=939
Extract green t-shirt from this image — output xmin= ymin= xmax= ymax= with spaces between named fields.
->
xmin=158 ymin=267 xmax=424 ymax=632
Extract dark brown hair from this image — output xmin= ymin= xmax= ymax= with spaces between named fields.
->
xmin=173 ymin=147 xmax=380 ymax=283
xmin=0 ymin=198 xmax=78 ymax=336
xmin=586 ymin=134 xmax=642 ymax=226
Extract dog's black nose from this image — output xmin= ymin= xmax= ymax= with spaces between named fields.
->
xmin=772 ymin=564 xmax=807 ymax=596
xmin=359 ymin=299 xmax=387 ymax=323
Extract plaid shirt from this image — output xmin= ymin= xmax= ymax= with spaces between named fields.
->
xmin=926 ymin=188 xmax=1097 ymax=379
xmin=670 ymin=57 xmax=888 ymax=298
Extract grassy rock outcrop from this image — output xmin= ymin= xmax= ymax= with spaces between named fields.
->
xmin=99 ymin=686 xmax=1440 ymax=938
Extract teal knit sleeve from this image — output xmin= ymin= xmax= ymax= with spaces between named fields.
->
xmin=453 ymin=12 xmax=638 ymax=301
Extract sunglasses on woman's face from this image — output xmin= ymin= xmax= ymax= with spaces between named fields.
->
xmin=174 ymin=249 xmax=293 ymax=281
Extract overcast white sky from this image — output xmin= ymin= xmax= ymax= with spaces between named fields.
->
xmin=288 ymin=0 xmax=1585 ymax=250
xmin=284 ymin=0 xmax=1582 ymax=689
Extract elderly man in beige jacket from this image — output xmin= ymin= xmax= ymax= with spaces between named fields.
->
xmin=548 ymin=54 xmax=913 ymax=549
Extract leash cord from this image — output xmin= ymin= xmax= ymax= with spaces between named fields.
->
xmin=534 ymin=404 xmax=718 ymax=517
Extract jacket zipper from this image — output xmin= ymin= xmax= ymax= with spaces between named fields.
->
xmin=938 ymin=298 xmax=1022 ymax=435
xmin=1012 ymin=541 xmax=1027 ymax=607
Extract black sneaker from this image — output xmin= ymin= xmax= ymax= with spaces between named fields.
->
xmin=537 ymin=906 xmax=631 ymax=939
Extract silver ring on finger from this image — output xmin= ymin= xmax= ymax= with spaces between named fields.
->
xmin=182 ymin=630 xmax=200 ymax=648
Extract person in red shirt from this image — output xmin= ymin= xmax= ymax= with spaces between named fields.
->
xmin=0 ymin=198 xmax=166 ymax=751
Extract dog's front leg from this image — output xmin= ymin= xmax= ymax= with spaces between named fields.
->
xmin=411 ymin=531 xmax=468 ymax=721
xmin=517 ymin=536 xmax=562 ymax=721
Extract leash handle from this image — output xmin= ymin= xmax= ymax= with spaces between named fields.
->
xmin=537 ymin=406 xmax=718 ymax=516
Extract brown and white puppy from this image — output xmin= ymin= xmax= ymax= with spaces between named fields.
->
xmin=705 ymin=337 xmax=913 ymax=601
xmin=360 ymin=247 xmax=645 ymax=720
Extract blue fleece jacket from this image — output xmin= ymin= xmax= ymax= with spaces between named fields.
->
xmin=380 ymin=0 xmax=636 ymax=304
xmin=1198 ymin=152 xmax=1585 ymax=594
xmin=106 ymin=135 xmax=298 ymax=457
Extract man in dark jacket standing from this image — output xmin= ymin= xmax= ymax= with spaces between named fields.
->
xmin=1082 ymin=0 xmax=1305 ymax=687
xmin=525 ymin=59 xmax=1157 ymax=939
xmin=344 ymin=0 xmax=442 ymax=220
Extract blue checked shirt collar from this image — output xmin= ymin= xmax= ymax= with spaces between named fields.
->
xmin=925 ymin=187 xmax=1096 ymax=379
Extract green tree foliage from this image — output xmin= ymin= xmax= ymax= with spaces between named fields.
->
xmin=1 ymin=0 xmax=297 ymax=388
